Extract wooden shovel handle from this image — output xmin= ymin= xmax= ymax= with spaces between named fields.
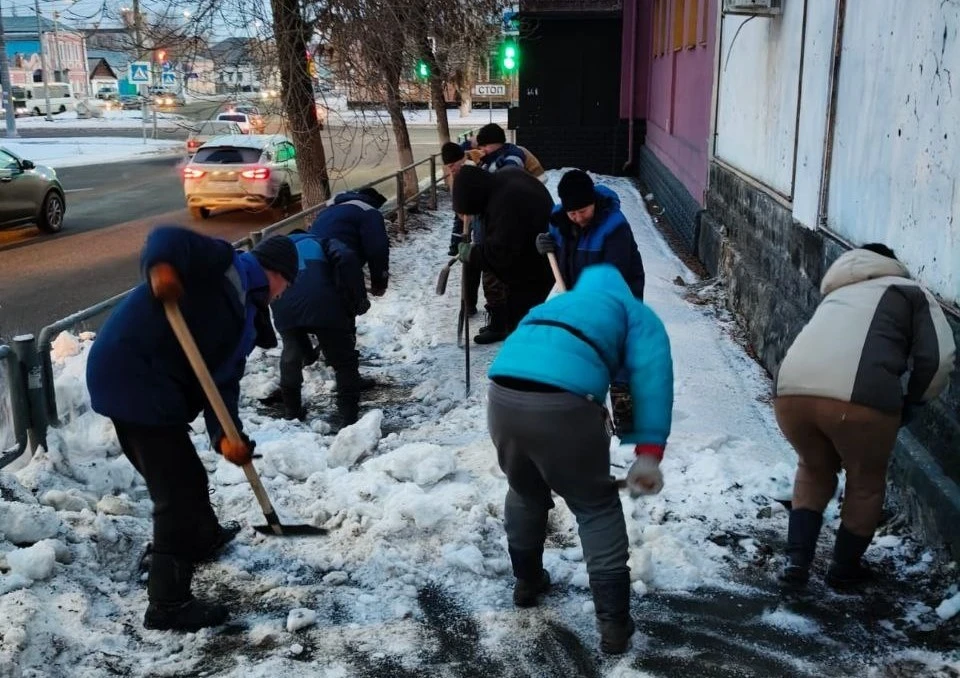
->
xmin=162 ymin=300 xmax=283 ymax=535
xmin=546 ymin=252 xmax=567 ymax=292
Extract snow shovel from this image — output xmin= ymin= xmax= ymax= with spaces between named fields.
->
xmin=546 ymin=252 xmax=567 ymax=293
xmin=435 ymin=257 xmax=459 ymax=295
xmin=163 ymin=300 xmax=326 ymax=537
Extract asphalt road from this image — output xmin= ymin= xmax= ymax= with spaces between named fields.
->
xmin=0 ymin=125 xmax=465 ymax=341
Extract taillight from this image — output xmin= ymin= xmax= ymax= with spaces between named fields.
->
xmin=187 ymin=140 xmax=198 ymax=148
xmin=241 ymin=167 xmax=270 ymax=180
xmin=182 ymin=167 xmax=205 ymax=179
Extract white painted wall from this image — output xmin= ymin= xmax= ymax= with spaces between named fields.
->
xmin=790 ymin=1 xmax=836 ymax=229
xmin=827 ymin=1 xmax=960 ymax=303
xmin=713 ymin=0 xmax=805 ymax=196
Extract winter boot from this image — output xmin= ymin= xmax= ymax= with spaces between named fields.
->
xmin=196 ymin=521 xmax=242 ymax=563
xmin=609 ymin=384 xmax=634 ymax=437
xmin=336 ymin=395 xmax=360 ymax=428
xmin=590 ymin=575 xmax=635 ymax=655
xmin=143 ymin=553 xmax=228 ymax=632
xmin=509 ymin=547 xmax=551 ymax=608
xmin=825 ymin=525 xmax=875 ymax=590
xmin=474 ymin=307 xmax=508 ymax=345
xmin=778 ymin=508 xmax=823 ymax=590
xmin=281 ymin=387 xmax=307 ymax=421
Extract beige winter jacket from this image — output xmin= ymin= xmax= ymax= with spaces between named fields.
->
xmin=775 ymin=249 xmax=956 ymax=412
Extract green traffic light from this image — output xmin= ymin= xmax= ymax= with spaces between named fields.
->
xmin=505 ymin=46 xmax=516 ymax=59
xmin=503 ymin=57 xmax=516 ymax=71
xmin=416 ymin=60 xmax=429 ymax=78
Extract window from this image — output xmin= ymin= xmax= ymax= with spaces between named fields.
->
xmin=686 ymin=0 xmax=699 ymax=49
xmin=653 ymin=0 xmax=662 ymax=57
xmin=672 ymin=0 xmax=686 ymax=52
xmin=699 ymin=0 xmax=710 ymax=45
xmin=0 ymin=149 xmax=19 ymax=171
xmin=193 ymin=146 xmax=261 ymax=164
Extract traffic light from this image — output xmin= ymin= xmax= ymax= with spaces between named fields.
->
xmin=156 ymin=49 xmax=166 ymax=63
xmin=415 ymin=59 xmax=430 ymax=79
xmin=501 ymin=41 xmax=518 ymax=73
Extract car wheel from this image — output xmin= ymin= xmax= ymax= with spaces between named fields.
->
xmin=272 ymin=186 xmax=292 ymax=216
xmin=32 ymin=107 xmax=41 ymax=117
xmin=58 ymin=105 xmax=66 ymax=114
xmin=189 ymin=207 xmax=211 ymax=220
xmin=37 ymin=191 xmax=65 ymax=233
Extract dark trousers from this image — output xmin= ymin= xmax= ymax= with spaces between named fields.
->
xmin=280 ymin=327 xmax=360 ymax=414
xmin=487 ymin=382 xmax=629 ymax=581
xmin=113 ymin=420 xmax=219 ymax=560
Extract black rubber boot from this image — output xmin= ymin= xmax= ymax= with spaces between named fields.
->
xmin=196 ymin=521 xmax=242 ymax=563
xmin=336 ymin=395 xmax=360 ymax=428
xmin=778 ymin=508 xmax=823 ymax=590
xmin=474 ymin=307 xmax=509 ymax=345
xmin=826 ymin=525 xmax=874 ymax=590
xmin=281 ymin=387 xmax=306 ymax=421
xmin=143 ymin=554 xmax=227 ymax=632
xmin=509 ymin=547 xmax=551 ymax=608
xmin=590 ymin=575 xmax=635 ymax=654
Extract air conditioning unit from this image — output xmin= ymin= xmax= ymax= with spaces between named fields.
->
xmin=723 ymin=0 xmax=782 ymax=16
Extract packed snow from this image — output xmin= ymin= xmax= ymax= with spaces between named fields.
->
xmin=2 ymin=137 xmax=184 ymax=170
xmin=0 ymin=170 xmax=957 ymax=676
xmin=12 ymin=109 xmax=187 ymax=131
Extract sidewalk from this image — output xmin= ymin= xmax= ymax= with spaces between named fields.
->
xmin=0 ymin=172 xmax=956 ymax=676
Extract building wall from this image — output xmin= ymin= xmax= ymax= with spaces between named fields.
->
xmin=6 ymin=32 xmax=89 ymax=96
xmin=713 ymin=0 xmax=804 ymax=197
xmin=697 ymin=0 xmax=960 ymax=560
xmin=824 ymin=1 xmax=960 ymax=305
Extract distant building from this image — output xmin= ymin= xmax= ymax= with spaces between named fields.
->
xmin=3 ymin=13 xmax=90 ymax=97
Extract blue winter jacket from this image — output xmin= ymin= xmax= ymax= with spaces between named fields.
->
xmin=480 ymin=143 xmax=526 ymax=173
xmin=488 ymin=264 xmax=673 ymax=446
xmin=86 ymin=226 xmax=270 ymax=442
xmin=271 ymin=233 xmax=368 ymax=333
xmin=548 ymin=185 xmax=646 ymax=299
xmin=309 ymin=192 xmax=390 ymax=291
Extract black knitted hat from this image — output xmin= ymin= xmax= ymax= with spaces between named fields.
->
xmin=441 ymin=142 xmax=465 ymax=165
xmin=252 ymin=235 xmax=298 ymax=283
xmin=557 ymin=170 xmax=596 ymax=212
xmin=476 ymin=123 xmax=506 ymax=146
xmin=451 ymin=165 xmax=493 ymax=215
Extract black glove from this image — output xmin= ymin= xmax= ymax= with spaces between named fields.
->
xmin=535 ymin=233 xmax=557 ymax=255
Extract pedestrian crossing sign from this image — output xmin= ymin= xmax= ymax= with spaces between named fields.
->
xmin=129 ymin=62 xmax=152 ymax=84
xmin=162 ymin=72 xmax=176 ymax=85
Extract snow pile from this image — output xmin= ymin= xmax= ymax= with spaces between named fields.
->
xmin=4 ymin=137 xmax=183 ymax=169
xmin=0 ymin=171 xmax=954 ymax=675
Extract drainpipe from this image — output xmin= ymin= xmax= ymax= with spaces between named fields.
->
xmin=816 ymin=0 xmax=846 ymax=228
xmin=623 ymin=0 xmax=640 ymax=172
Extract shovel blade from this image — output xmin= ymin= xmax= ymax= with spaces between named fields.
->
xmin=252 ymin=523 xmax=328 ymax=536
xmin=436 ymin=266 xmax=452 ymax=295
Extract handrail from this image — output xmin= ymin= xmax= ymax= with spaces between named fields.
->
xmin=29 ymin=152 xmax=443 ymax=438
xmin=0 ymin=344 xmax=28 ymax=467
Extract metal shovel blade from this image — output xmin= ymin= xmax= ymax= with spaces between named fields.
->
xmin=436 ymin=257 xmax=458 ymax=295
xmin=252 ymin=523 xmax=328 ymax=536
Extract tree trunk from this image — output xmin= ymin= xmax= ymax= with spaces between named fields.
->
xmin=419 ymin=39 xmax=450 ymax=144
xmin=269 ymin=0 xmax=330 ymax=208
xmin=459 ymin=52 xmax=475 ymax=117
xmin=383 ymin=68 xmax=418 ymax=201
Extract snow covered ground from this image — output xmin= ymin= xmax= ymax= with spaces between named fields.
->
xmin=12 ymin=109 xmax=188 ymax=131
xmin=0 ymin=171 xmax=958 ymax=677
xmin=1 ymin=137 xmax=184 ymax=169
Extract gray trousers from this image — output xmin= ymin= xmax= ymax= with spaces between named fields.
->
xmin=487 ymin=382 xmax=629 ymax=581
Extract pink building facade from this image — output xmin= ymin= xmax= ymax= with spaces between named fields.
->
xmin=620 ymin=0 xmax=717 ymax=247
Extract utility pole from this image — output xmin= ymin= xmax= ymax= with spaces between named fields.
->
xmin=33 ymin=0 xmax=52 ymax=121
xmin=52 ymin=10 xmax=61 ymax=82
xmin=0 ymin=3 xmax=19 ymax=137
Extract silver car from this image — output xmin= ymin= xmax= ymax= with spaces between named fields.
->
xmin=181 ymin=134 xmax=302 ymax=219
xmin=0 ymin=147 xmax=65 ymax=233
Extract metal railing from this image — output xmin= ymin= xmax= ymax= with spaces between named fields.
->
xmin=2 ymin=153 xmax=443 ymax=462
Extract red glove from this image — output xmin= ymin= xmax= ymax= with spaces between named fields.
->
xmin=217 ymin=435 xmax=254 ymax=466
xmin=148 ymin=262 xmax=183 ymax=302
xmin=634 ymin=444 xmax=665 ymax=462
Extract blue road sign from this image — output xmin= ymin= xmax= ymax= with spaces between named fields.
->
xmin=129 ymin=62 xmax=151 ymax=84
xmin=162 ymin=61 xmax=173 ymax=72
xmin=161 ymin=72 xmax=176 ymax=85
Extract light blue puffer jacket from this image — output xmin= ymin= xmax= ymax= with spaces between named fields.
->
xmin=488 ymin=264 xmax=673 ymax=446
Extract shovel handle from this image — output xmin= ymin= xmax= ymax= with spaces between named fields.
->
xmin=546 ymin=252 xmax=567 ymax=292
xmin=163 ymin=300 xmax=283 ymax=535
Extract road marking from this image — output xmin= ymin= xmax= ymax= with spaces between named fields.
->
xmin=65 ymin=188 xmax=94 ymax=194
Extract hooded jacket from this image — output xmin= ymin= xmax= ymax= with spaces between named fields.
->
xmin=87 ymin=227 xmax=271 ymax=441
xmin=309 ymin=191 xmax=390 ymax=291
xmin=489 ymin=264 xmax=674 ymax=446
xmin=775 ymin=249 xmax=956 ymax=412
xmin=452 ymin=166 xmax=553 ymax=294
xmin=548 ymin=185 xmax=646 ymax=299
xmin=271 ymin=233 xmax=369 ymax=333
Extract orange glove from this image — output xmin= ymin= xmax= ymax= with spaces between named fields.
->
xmin=149 ymin=262 xmax=183 ymax=302
xmin=218 ymin=435 xmax=254 ymax=466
